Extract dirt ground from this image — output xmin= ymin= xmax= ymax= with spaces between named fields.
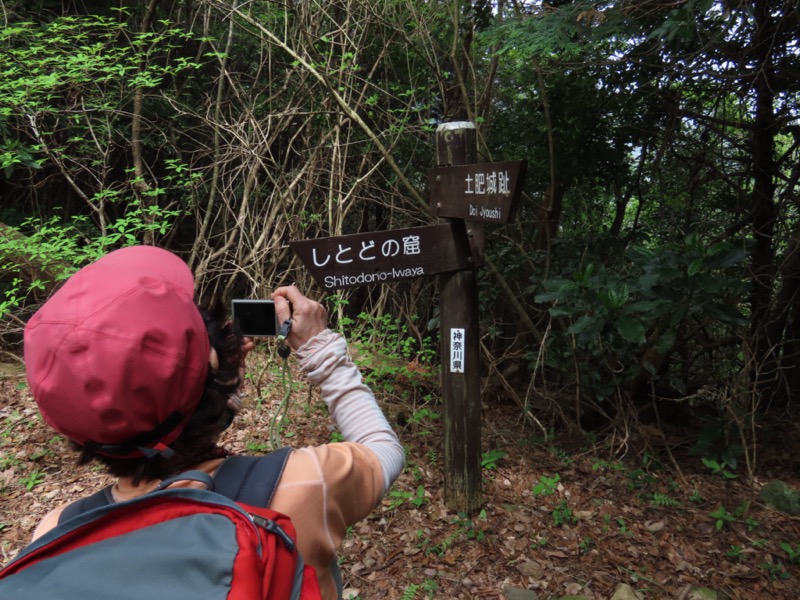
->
xmin=2 ymin=351 xmax=800 ymax=599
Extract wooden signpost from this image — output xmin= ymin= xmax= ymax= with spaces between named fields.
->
xmin=290 ymin=122 xmax=526 ymax=514
xmin=435 ymin=123 xmax=482 ymax=515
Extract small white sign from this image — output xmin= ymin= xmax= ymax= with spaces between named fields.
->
xmin=450 ymin=328 xmax=465 ymax=373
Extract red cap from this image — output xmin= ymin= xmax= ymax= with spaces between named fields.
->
xmin=24 ymin=246 xmax=210 ymax=458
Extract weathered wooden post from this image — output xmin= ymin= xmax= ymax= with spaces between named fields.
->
xmin=436 ymin=122 xmax=482 ymax=514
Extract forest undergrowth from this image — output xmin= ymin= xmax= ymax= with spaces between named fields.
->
xmin=2 ymin=349 xmax=800 ymax=599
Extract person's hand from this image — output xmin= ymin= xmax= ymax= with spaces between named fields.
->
xmin=240 ymin=336 xmax=255 ymax=366
xmin=271 ymin=286 xmax=327 ymax=350
xmin=239 ymin=336 xmax=254 ymax=382
xmin=210 ymin=332 xmax=253 ymax=414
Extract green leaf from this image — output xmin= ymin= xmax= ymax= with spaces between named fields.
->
xmin=702 ymin=302 xmax=748 ymax=326
xmin=688 ymin=258 xmax=704 ymax=277
xmin=654 ymin=330 xmax=677 ymax=354
xmin=535 ymin=291 xmax=566 ymax=303
xmin=695 ymin=275 xmax=723 ymax=294
xmin=616 ymin=317 xmax=646 ymax=344
xmin=625 ymin=300 xmax=666 ymax=314
xmin=566 ymin=315 xmax=596 ymax=336
xmin=706 ymin=244 xmax=748 ymax=269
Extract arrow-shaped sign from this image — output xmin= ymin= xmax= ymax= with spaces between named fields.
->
xmin=428 ymin=159 xmax=527 ymax=223
xmin=289 ymin=222 xmax=472 ymax=291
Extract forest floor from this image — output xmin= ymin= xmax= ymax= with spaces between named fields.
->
xmin=2 ymin=350 xmax=800 ymax=599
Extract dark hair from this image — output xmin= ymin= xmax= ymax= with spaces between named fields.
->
xmin=73 ymin=301 xmax=243 ymax=484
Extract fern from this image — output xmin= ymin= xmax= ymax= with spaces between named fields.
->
xmin=650 ymin=493 xmax=680 ymax=507
xmin=402 ymin=583 xmax=420 ymax=600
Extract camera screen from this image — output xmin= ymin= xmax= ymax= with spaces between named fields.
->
xmin=231 ymin=300 xmax=278 ymax=337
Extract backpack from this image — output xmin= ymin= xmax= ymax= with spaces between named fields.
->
xmin=0 ymin=448 xmax=323 ymax=600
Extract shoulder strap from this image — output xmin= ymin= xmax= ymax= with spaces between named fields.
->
xmin=212 ymin=447 xmax=292 ymax=507
xmin=56 ymin=447 xmax=292 ymax=525
xmin=57 ymin=485 xmax=115 ymax=524
xmin=155 ymin=470 xmax=214 ymax=491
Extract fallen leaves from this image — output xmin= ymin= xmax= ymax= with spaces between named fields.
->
xmin=3 ymin=359 xmax=800 ymax=598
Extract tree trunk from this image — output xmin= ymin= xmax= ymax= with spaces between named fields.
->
xmin=747 ymin=0 xmax=780 ymax=406
xmin=535 ymin=182 xmax=564 ymax=252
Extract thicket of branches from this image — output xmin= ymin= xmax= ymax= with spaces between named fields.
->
xmin=2 ymin=0 xmax=799 ymax=466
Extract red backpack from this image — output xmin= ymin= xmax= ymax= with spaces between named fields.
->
xmin=0 ymin=449 xmax=323 ymax=600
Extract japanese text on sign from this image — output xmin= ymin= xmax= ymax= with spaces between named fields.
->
xmin=450 ymin=328 xmax=465 ymax=373
xmin=288 ymin=223 xmax=472 ymax=291
xmin=311 ymin=235 xmax=422 ymax=267
xmin=464 ymin=170 xmax=510 ymax=195
xmin=428 ymin=160 xmax=527 ymax=224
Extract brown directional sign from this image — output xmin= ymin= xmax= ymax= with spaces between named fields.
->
xmin=289 ymin=222 xmax=472 ymax=291
xmin=428 ymin=159 xmax=527 ymax=223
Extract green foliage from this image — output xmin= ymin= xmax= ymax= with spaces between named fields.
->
xmin=709 ymin=502 xmax=751 ymax=531
xmin=0 ymin=10 xmax=204 ymax=329
xmin=415 ymin=512 xmax=489 ymax=557
xmin=387 ymin=489 xmax=412 ymax=510
xmin=0 ymin=204 xmax=183 ymax=320
xmin=579 ymin=537 xmax=593 ymax=553
xmin=532 ymin=473 xmax=560 ymax=497
xmin=387 ymin=485 xmax=427 ymax=510
xmin=0 ymin=13 xmax=203 ymax=177
xmin=549 ymin=446 xmax=573 ymax=466
xmin=531 ymin=235 xmax=749 ymax=402
xmin=650 ymin=493 xmax=680 ymax=508
xmin=0 ymin=451 xmax=23 ymax=471
xmin=760 ymin=561 xmax=791 ymax=581
xmin=421 ymin=577 xmax=439 ymax=599
xmin=407 ymin=405 xmax=440 ymax=429
xmin=453 ymin=509 xmax=488 ymax=541
xmin=689 ymin=489 xmax=705 ymax=504
xmin=616 ymin=517 xmax=632 ymax=536
xmin=477 ymin=0 xmax=799 ymax=440
xmin=690 ymin=418 xmax=745 ymax=471
xmin=0 ymin=0 xmax=795 ymax=491
xmin=480 ymin=448 xmax=506 ymax=470
xmin=552 ymin=499 xmax=577 ymax=527
xmin=780 ymin=542 xmax=800 ymax=565
xmin=19 ymin=469 xmax=45 ymax=491
xmin=486 ymin=5 xmax=590 ymax=62
xmin=337 ymin=308 xmax=438 ymax=395
xmin=401 ymin=583 xmax=420 ymax=600
xmin=0 ymin=138 xmax=42 ymax=178
xmin=648 ymin=0 xmax=716 ymax=46
xmin=426 ymin=448 xmax=438 ymax=466
xmin=346 ymin=311 xmax=437 ymax=365
xmin=592 ymin=459 xmax=626 ymax=472
xmin=726 ymin=545 xmax=743 ymax=560
xmin=626 ymin=469 xmax=655 ymax=492
xmin=701 ymin=457 xmax=738 ymax=480
xmin=410 ymin=485 xmax=427 ymax=509
xmin=245 ymin=441 xmax=270 ymax=453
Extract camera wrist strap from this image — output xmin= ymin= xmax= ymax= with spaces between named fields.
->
xmin=276 ymin=319 xmax=292 ymax=358
xmin=269 ymin=319 xmax=294 ymax=449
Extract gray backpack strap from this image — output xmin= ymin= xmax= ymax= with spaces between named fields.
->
xmin=155 ymin=470 xmax=214 ymax=491
xmin=212 ymin=447 xmax=293 ymax=506
xmin=57 ymin=449 xmax=292 ymax=525
xmin=57 ymin=485 xmax=115 ymax=524
xmin=214 ymin=449 xmax=344 ymax=598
